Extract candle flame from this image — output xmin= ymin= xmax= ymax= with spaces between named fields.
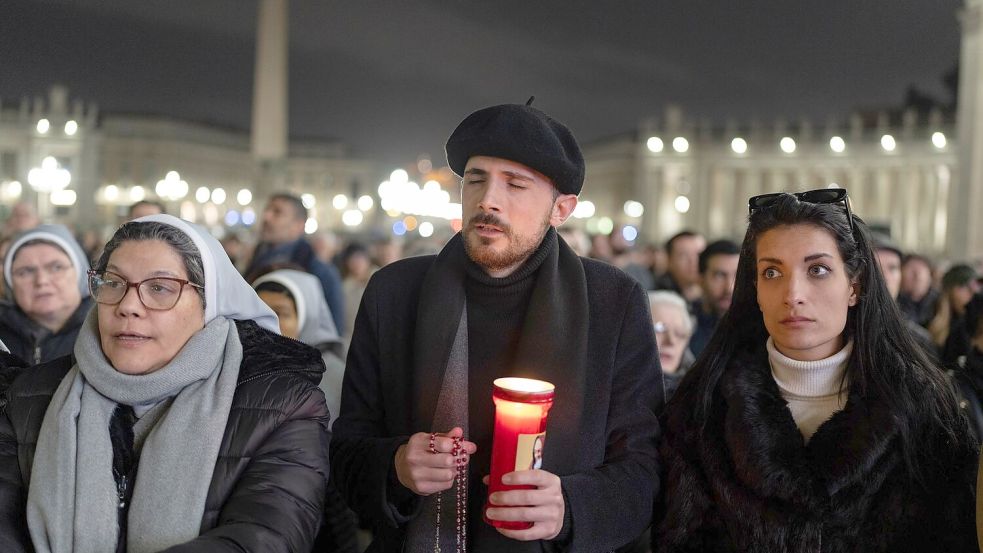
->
xmin=494 ymin=377 xmax=555 ymax=393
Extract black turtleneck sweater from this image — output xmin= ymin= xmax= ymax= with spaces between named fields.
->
xmin=464 ymin=232 xmax=554 ymax=480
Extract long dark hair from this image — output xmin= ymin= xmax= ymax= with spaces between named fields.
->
xmin=680 ymin=193 xmax=966 ymax=483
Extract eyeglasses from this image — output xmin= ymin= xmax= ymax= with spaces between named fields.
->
xmin=11 ymin=261 xmax=71 ymax=281
xmin=88 ymin=269 xmax=203 ymax=311
xmin=654 ymin=321 xmax=690 ymax=342
xmin=747 ymin=188 xmax=856 ymax=234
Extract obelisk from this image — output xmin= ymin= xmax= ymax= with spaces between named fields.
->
xmin=251 ymin=0 xmax=289 ymax=196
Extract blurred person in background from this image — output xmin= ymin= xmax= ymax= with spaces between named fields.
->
xmin=610 ymin=225 xmax=655 ymax=289
xmin=244 ymin=192 xmax=344 ymax=333
xmin=0 ymin=235 xmax=14 ymax=300
xmin=338 ymin=242 xmax=376 ymax=341
xmin=310 ymin=230 xmax=340 ymax=266
xmin=371 ymin=236 xmax=402 ymax=268
xmin=220 ymin=233 xmax=245 ymax=269
xmin=898 ymin=253 xmax=939 ymax=328
xmin=929 ymin=263 xmax=981 ymax=367
xmin=688 ymin=239 xmax=740 ymax=356
xmin=0 ymin=215 xmax=330 ymax=552
xmin=871 ymin=233 xmax=936 ymax=359
xmin=0 ymin=225 xmax=94 ymax=365
xmin=556 ymin=227 xmax=589 ymax=257
xmin=126 ymin=200 xmax=165 ymax=222
xmin=588 ymin=232 xmax=614 ymax=262
xmin=648 ymin=290 xmax=694 ymax=401
xmin=3 ymin=202 xmax=40 ymax=237
xmin=653 ymin=230 xmax=706 ymax=302
xmin=655 ymin=190 xmax=976 ymax=551
xmin=949 ymin=293 xmax=983 ymax=441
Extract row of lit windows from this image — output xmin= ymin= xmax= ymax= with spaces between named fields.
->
xmin=645 ymin=131 xmax=948 ymax=155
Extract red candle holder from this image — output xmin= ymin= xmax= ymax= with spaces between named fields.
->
xmin=484 ymin=377 xmax=555 ymax=530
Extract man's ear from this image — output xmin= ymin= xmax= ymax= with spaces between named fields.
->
xmin=550 ymin=194 xmax=578 ymax=227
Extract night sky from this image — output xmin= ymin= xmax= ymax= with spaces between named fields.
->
xmin=1 ymin=0 xmax=963 ymax=165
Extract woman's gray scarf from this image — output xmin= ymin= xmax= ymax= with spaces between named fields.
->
xmin=26 ymin=311 xmax=242 ymax=553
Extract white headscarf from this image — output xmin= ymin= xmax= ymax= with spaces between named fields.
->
xmin=252 ymin=269 xmax=341 ymax=348
xmin=134 ymin=214 xmax=279 ymax=332
xmin=3 ymin=224 xmax=91 ymax=299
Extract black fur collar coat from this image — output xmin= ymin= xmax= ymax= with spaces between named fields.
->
xmin=654 ymin=345 xmax=978 ymax=553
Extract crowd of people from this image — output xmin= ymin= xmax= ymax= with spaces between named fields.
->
xmin=0 ymin=101 xmax=978 ymax=552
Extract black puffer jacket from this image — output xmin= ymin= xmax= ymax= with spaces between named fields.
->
xmin=0 ymin=297 xmax=94 ymax=366
xmin=0 ymin=320 xmax=331 ymax=553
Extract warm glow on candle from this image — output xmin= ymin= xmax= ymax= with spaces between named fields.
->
xmin=485 ymin=377 xmax=555 ymax=530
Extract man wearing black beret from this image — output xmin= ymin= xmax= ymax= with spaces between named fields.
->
xmin=331 ymin=101 xmax=663 ymax=552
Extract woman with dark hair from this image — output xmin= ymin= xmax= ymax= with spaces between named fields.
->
xmin=654 ymin=190 xmax=978 ymax=552
xmin=0 ymin=215 xmax=330 ymax=553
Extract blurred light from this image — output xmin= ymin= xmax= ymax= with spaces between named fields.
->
xmin=301 ymin=193 xmax=316 ymax=208
xmin=646 ymin=137 xmax=664 ymax=153
xmin=211 ymin=187 xmax=227 ymax=204
xmin=674 ymin=195 xmax=691 ymax=213
xmin=203 ymin=204 xmax=219 ymax=226
xmin=828 ymin=182 xmax=840 ymax=188
xmin=180 ymin=201 xmax=196 ymax=221
xmin=829 ymin=136 xmax=846 ymax=153
xmin=242 ymin=208 xmax=256 ymax=225
xmin=623 ymin=200 xmax=644 ymax=218
xmin=672 ymin=137 xmax=689 ymax=153
xmin=880 ymin=134 xmax=896 ymax=152
xmin=424 ymin=180 xmax=441 ymax=193
xmin=598 ymin=217 xmax=614 ymax=235
xmin=357 ymin=195 xmax=374 ymax=211
xmin=932 ymin=131 xmax=947 ymax=149
xmin=403 ymin=215 xmax=419 ymax=231
xmin=195 ymin=186 xmax=210 ymax=203
xmin=225 ymin=210 xmax=240 ymax=226
xmin=305 ymin=217 xmax=319 ymax=234
xmin=417 ymin=157 xmax=433 ymax=173
xmin=0 ymin=180 xmax=23 ymax=201
xmin=342 ymin=209 xmax=363 ymax=227
xmin=585 ymin=218 xmax=600 ymax=233
xmin=390 ymin=169 xmax=409 ymax=184
xmin=622 ymin=225 xmax=639 ymax=242
xmin=730 ymin=137 xmax=748 ymax=154
xmin=28 ymin=156 xmax=71 ymax=192
xmin=419 ymin=222 xmax=435 ymax=237
xmin=64 ymin=120 xmax=78 ymax=136
xmin=332 ymin=194 xmax=348 ymax=209
xmin=572 ymin=200 xmax=596 ymax=219
xmin=50 ymin=189 xmax=77 ymax=206
xmin=36 ymin=119 xmax=50 ymax=134
xmin=155 ymin=170 xmax=188 ymax=201
xmin=780 ymin=136 xmax=797 ymax=154
xmin=105 ymin=184 xmax=120 ymax=202
xmin=393 ymin=221 xmax=407 ymax=236
xmin=237 ymin=188 xmax=252 ymax=206
xmin=129 ymin=185 xmax=146 ymax=202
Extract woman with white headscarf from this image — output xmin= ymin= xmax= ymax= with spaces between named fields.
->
xmin=0 ymin=225 xmax=94 ymax=365
xmin=253 ymin=268 xmax=345 ymax=427
xmin=0 ymin=215 xmax=330 ymax=553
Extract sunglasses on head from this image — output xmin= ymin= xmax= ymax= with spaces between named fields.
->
xmin=747 ymin=188 xmax=856 ymax=234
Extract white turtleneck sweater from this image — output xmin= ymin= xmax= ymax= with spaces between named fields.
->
xmin=768 ymin=337 xmax=853 ymax=443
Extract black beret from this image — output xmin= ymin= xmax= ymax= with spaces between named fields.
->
xmin=445 ymin=103 xmax=585 ymax=196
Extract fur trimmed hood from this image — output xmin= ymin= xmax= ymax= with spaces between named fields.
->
xmin=656 ymin=345 xmax=978 ymax=553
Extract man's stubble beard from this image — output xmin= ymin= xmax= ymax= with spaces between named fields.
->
xmin=463 ymin=211 xmax=552 ymax=274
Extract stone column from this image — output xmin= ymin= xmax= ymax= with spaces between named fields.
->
xmin=949 ymin=0 xmax=983 ymax=259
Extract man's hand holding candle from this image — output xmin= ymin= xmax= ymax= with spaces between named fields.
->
xmin=394 ymin=426 xmax=477 ymax=496
xmin=483 ymin=469 xmax=565 ymax=541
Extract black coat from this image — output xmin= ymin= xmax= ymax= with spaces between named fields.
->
xmin=0 ymin=320 xmax=331 ymax=553
xmin=655 ymin=345 xmax=979 ymax=553
xmin=331 ymin=254 xmax=663 ymax=552
xmin=0 ymin=297 xmax=94 ymax=365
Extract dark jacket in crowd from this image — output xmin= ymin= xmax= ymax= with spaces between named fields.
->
xmin=0 ymin=297 xmax=94 ymax=365
xmin=952 ymin=346 xmax=983 ymax=443
xmin=0 ymin=320 xmax=332 ymax=553
xmin=655 ymin=344 xmax=978 ymax=553
xmin=245 ymin=238 xmax=345 ymax=333
xmin=899 ymin=288 xmax=940 ymax=328
xmin=332 ymin=250 xmax=662 ymax=552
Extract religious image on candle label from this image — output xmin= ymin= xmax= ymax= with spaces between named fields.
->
xmin=515 ymin=432 xmax=546 ymax=471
